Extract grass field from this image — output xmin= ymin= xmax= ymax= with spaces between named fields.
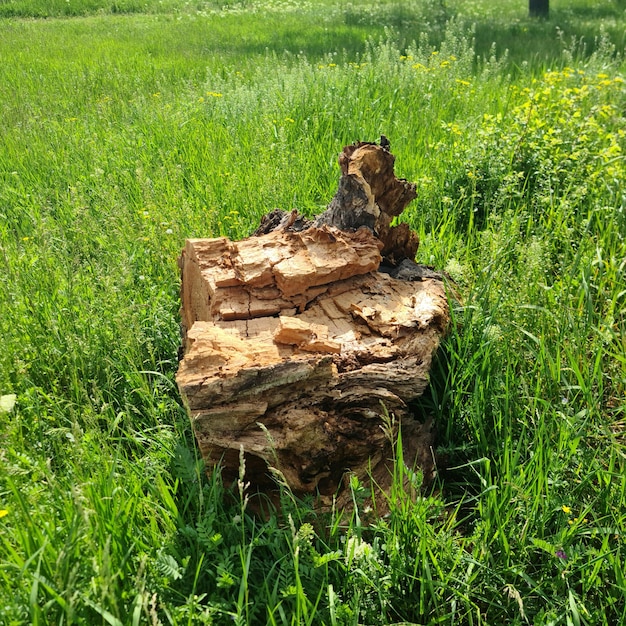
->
xmin=1 ymin=0 xmax=625 ymax=624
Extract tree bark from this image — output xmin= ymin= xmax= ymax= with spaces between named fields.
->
xmin=529 ymin=0 xmax=549 ymax=18
xmin=176 ymin=140 xmax=450 ymax=513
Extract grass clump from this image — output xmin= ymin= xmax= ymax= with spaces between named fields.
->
xmin=1 ymin=0 xmax=625 ymax=624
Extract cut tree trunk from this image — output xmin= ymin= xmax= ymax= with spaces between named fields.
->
xmin=176 ymin=140 xmax=450 ymax=513
xmin=529 ymin=0 xmax=549 ymax=18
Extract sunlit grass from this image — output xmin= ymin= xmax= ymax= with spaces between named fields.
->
xmin=1 ymin=1 xmax=625 ymax=624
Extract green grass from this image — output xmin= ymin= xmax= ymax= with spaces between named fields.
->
xmin=0 ymin=0 xmax=625 ymax=63
xmin=1 ymin=0 xmax=625 ymax=624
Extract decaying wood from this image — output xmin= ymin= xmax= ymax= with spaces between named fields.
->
xmin=176 ymin=139 xmax=450 ymax=512
xmin=315 ymin=141 xmax=419 ymax=266
xmin=178 ymin=226 xmax=382 ymax=333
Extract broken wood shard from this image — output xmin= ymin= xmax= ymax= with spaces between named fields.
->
xmin=316 ymin=142 xmax=419 ymax=266
xmin=176 ymin=140 xmax=450 ymax=511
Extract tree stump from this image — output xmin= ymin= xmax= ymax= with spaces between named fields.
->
xmin=176 ymin=140 xmax=450 ymax=512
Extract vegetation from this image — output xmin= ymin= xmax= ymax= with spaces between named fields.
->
xmin=0 ymin=0 xmax=624 ymax=624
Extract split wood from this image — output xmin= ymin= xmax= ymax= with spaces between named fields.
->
xmin=176 ymin=140 xmax=450 ymax=513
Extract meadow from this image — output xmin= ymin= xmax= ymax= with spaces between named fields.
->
xmin=0 ymin=0 xmax=625 ymax=624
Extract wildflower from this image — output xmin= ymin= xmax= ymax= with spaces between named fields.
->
xmin=345 ymin=536 xmax=373 ymax=564
xmin=483 ymin=324 xmax=503 ymax=343
xmin=444 ymin=258 xmax=465 ymax=284
xmin=561 ymin=505 xmax=571 ymax=514
xmin=295 ymin=523 xmax=315 ymax=547
xmin=0 ymin=395 xmax=16 ymax=413
xmin=444 ymin=122 xmax=462 ymax=136
xmin=0 ymin=510 xmax=8 ymax=518
xmin=555 ymin=549 xmax=567 ymax=560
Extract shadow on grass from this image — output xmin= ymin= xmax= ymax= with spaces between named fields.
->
xmin=261 ymin=8 xmax=624 ymax=68
xmin=472 ymin=14 xmax=625 ymax=67
xmin=208 ymin=22 xmax=375 ymax=61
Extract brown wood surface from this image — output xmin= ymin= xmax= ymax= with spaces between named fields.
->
xmin=176 ymin=140 xmax=450 ymax=512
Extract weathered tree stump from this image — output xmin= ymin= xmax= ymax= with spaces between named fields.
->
xmin=176 ymin=140 xmax=450 ymax=512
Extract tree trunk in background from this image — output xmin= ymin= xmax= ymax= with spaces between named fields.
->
xmin=176 ymin=141 xmax=451 ymax=514
xmin=529 ymin=0 xmax=549 ymax=18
